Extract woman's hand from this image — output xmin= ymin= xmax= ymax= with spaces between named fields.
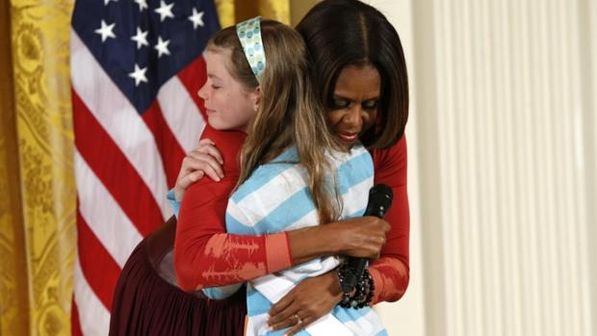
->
xmin=173 ymin=139 xmax=224 ymax=201
xmin=287 ymin=216 xmax=390 ymax=265
xmin=268 ymin=271 xmax=342 ymax=335
xmin=331 ymin=216 xmax=391 ymax=259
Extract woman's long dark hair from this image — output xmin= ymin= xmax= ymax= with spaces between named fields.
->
xmin=296 ymin=0 xmax=409 ymax=149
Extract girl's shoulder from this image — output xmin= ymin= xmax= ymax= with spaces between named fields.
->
xmin=327 ymin=144 xmax=374 ymax=172
xmin=231 ymin=147 xmax=304 ymax=203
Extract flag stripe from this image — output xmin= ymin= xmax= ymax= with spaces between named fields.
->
xmin=157 ymin=74 xmax=207 ymax=153
xmin=71 ymin=299 xmax=83 ymax=336
xmin=176 ymin=55 xmax=209 ymax=120
xmin=72 ymin=91 xmax=165 ymax=236
xmin=71 ymin=30 xmax=171 ymax=219
xmin=74 ymin=259 xmax=111 ymax=335
xmin=77 ymin=209 xmax=122 ymax=311
xmin=142 ymin=101 xmax=188 ymax=188
xmin=75 ymin=150 xmax=144 ymax=267
xmin=71 ymin=2 xmax=220 ymax=333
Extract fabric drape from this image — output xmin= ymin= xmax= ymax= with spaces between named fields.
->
xmin=0 ymin=1 xmax=290 ymax=335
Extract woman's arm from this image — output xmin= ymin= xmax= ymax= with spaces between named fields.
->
xmin=174 ymin=132 xmax=388 ymax=292
xmin=368 ymin=135 xmax=410 ymax=303
xmin=175 ymin=178 xmax=389 ymax=291
xmin=266 ymin=136 xmax=411 ymax=331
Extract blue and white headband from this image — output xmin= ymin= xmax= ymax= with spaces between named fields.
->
xmin=236 ymin=17 xmax=266 ymax=83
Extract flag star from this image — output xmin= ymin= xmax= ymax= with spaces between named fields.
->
xmin=154 ymin=1 xmax=175 ymax=22
xmin=131 ymin=27 xmax=149 ymax=49
xmin=188 ymin=8 xmax=204 ymax=30
xmin=128 ymin=64 xmax=148 ymax=86
xmin=94 ymin=20 xmax=116 ymax=42
xmin=154 ymin=36 xmax=171 ymax=58
xmin=134 ymin=0 xmax=148 ymax=12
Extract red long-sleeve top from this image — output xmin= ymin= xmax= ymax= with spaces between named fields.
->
xmin=175 ymin=125 xmax=410 ymax=304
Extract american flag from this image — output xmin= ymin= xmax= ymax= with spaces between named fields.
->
xmin=70 ymin=0 xmax=219 ymax=334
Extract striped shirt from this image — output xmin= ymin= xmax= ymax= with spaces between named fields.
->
xmin=203 ymin=145 xmax=387 ymax=336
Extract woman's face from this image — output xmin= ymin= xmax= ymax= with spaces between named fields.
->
xmin=198 ymin=48 xmax=259 ymax=132
xmin=327 ymin=64 xmax=381 ymax=148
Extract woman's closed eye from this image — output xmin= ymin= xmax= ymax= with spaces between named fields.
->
xmin=332 ymin=98 xmax=351 ymax=109
xmin=361 ymin=99 xmax=378 ymax=110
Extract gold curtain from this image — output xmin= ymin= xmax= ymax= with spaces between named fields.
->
xmin=0 ymin=1 xmax=291 ymax=335
xmin=0 ymin=1 xmax=29 ymax=335
xmin=215 ymin=0 xmax=290 ymax=27
xmin=1 ymin=0 xmax=78 ymax=335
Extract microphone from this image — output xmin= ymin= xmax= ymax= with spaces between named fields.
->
xmin=341 ymin=184 xmax=393 ymax=294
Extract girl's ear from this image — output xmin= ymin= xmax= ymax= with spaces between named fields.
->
xmin=250 ymin=86 xmax=261 ymax=112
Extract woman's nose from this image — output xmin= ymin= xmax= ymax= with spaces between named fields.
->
xmin=342 ymin=105 xmax=363 ymax=129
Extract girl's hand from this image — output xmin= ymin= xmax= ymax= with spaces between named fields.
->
xmin=173 ymin=138 xmax=224 ymax=201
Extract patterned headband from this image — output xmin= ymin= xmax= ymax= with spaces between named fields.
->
xmin=236 ymin=17 xmax=266 ymax=83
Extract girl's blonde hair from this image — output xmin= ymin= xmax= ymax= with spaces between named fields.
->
xmin=207 ymin=19 xmax=341 ymax=224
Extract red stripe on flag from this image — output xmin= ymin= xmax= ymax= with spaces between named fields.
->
xmin=177 ymin=56 xmax=208 ymax=121
xmin=71 ymin=298 xmax=83 ymax=336
xmin=143 ymin=101 xmax=186 ymax=188
xmin=72 ymin=90 xmax=163 ymax=236
xmin=76 ymin=210 xmax=121 ymax=311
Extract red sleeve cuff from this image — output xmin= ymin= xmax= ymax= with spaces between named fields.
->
xmin=368 ymin=265 xmax=384 ymax=305
xmin=265 ymin=232 xmax=292 ymax=273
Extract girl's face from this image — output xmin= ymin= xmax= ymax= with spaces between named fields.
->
xmin=327 ymin=64 xmax=380 ymax=148
xmin=198 ymin=48 xmax=260 ymax=132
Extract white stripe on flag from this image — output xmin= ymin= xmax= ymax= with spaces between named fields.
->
xmin=75 ymin=150 xmax=144 ymax=267
xmin=70 ymin=30 xmax=171 ymax=219
xmin=74 ymin=258 xmax=111 ymax=336
xmin=157 ymin=75 xmax=206 ymax=153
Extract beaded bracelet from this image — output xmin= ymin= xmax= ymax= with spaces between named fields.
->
xmin=337 ymin=263 xmax=374 ymax=309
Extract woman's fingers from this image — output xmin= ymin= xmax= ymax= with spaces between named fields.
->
xmin=269 ymin=291 xmax=293 ymax=317
xmin=268 ymin=302 xmax=299 ymax=331
xmin=269 ymin=272 xmax=341 ymax=332
xmin=268 ymin=290 xmax=296 ymax=327
xmin=286 ymin=315 xmax=314 ymax=336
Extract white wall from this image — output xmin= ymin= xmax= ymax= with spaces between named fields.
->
xmin=409 ymin=0 xmax=596 ymax=335
xmin=366 ymin=1 xmax=427 ymax=336
xmin=369 ymin=0 xmax=597 ymax=335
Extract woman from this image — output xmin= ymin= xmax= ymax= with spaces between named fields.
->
xmin=183 ymin=17 xmax=386 ymax=334
xmin=111 ymin=0 xmax=408 ymax=335
xmin=174 ymin=0 xmax=409 ymax=334
xmin=109 ymin=11 xmax=389 ymax=336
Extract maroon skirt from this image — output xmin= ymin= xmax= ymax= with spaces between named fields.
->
xmin=109 ymin=217 xmax=247 ymax=336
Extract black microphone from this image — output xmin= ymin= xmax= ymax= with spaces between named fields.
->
xmin=341 ymin=184 xmax=393 ymax=294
